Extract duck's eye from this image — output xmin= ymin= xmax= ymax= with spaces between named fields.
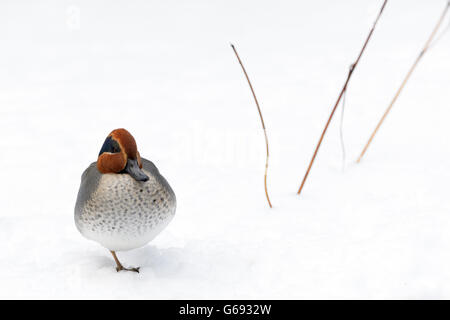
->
xmin=99 ymin=136 xmax=121 ymax=156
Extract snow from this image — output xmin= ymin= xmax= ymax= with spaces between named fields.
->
xmin=0 ymin=0 xmax=449 ymax=299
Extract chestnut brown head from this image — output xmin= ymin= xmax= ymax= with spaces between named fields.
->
xmin=97 ymin=128 xmax=149 ymax=182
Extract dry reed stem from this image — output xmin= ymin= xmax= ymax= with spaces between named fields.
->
xmin=297 ymin=0 xmax=388 ymax=195
xmin=231 ymin=44 xmax=273 ymax=208
xmin=357 ymin=1 xmax=450 ymax=163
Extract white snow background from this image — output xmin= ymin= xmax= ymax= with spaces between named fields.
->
xmin=0 ymin=0 xmax=449 ymax=299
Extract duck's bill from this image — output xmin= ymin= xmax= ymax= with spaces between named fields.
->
xmin=124 ymin=158 xmax=149 ymax=182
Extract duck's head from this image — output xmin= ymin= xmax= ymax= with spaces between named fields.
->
xmin=97 ymin=128 xmax=149 ymax=182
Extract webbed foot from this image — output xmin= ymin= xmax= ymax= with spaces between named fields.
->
xmin=116 ymin=265 xmax=140 ymax=273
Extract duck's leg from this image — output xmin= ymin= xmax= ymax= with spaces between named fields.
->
xmin=110 ymin=251 xmax=140 ymax=273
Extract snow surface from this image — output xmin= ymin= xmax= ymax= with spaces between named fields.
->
xmin=0 ymin=0 xmax=449 ymax=299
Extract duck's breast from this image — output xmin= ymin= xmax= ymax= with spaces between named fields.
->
xmin=74 ymin=159 xmax=176 ymax=251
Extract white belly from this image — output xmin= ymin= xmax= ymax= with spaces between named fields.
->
xmin=80 ymin=214 xmax=174 ymax=251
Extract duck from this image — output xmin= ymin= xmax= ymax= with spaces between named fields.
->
xmin=74 ymin=128 xmax=176 ymax=273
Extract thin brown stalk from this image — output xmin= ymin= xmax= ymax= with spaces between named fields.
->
xmin=231 ymin=44 xmax=273 ymax=208
xmin=339 ymin=88 xmax=347 ymax=171
xmin=297 ymin=0 xmax=388 ymax=195
xmin=357 ymin=1 xmax=450 ymax=163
